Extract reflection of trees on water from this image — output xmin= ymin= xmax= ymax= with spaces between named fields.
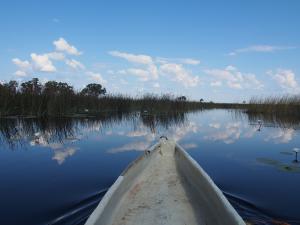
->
xmin=233 ymin=109 xmax=300 ymax=130
xmin=229 ymin=110 xmax=300 ymax=149
xmin=109 ymin=115 xmax=196 ymax=154
xmin=0 ymin=118 xmax=77 ymax=149
xmin=140 ymin=112 xmax=186 ymax=133
xmin=0 ymin=112 xmax=188 ymax=150
xmin=248 ymin=113 xmax=300 ymax=130
xmin=2 ymin=109 xmax=300 ymax=151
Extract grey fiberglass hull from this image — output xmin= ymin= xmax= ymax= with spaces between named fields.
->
xmin=85 ymin=139 xmax=245 ymax=225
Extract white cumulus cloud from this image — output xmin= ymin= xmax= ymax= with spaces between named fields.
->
xmin=66 ymin=59 xmax=85 ymax=70
xmin=181 ymin=58 xmax=201 ymax=65
xmin=47 ymin=52 xmax=65 ymax=61
xmin=31 ymin=53 xmax=56 ymax=72
xmin=126 ymin=68 xmax=150 ymax=81
xmin=14 ymin=70 xmax=27 ymax=77
xmin=12 ymin=58 xmax=31 ymax=70
xmin=268 ymin=69 xmax=299 ymax=93
xmin=109 ymin=50 xmax=158 ymax=80
xmin=53 ymin=38 xmax=82 ymax=55
xmin=160 ymin=63 xmax=199 ymax=87
xmin=204 ymin=65 xmax=263 ymax=90
xmin=109 ymin=50 xmax=153 ymax=64
xmin=86 ymin=71 xmax=107 ymax=84
xmin=12 ymin=58 xmax=31 ymax=77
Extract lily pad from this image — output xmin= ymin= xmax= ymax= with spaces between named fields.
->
xmin=256 ymin=158 xmax=300 ymax=173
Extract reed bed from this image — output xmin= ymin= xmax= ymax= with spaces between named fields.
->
xmin=7 ymin=78 xmax=299 ymax=119
xmin=0 ymin=78 xmax=233 ymax=117
xmin=246 ymin=95 xmax=300 ymax=117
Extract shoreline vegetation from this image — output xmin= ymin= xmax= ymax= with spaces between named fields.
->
xmin=1 ymin=78 xmax=299 ymax=118
xmin=0 ymin=78 xmax=239 ymax=118
xmin=246 ymin=96 xmax=300 ymax=117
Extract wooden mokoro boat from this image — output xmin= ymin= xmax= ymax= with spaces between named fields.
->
xmin=85 ymin=138 xmax=245 ymax=225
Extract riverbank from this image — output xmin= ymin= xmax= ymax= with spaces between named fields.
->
xmin=2 ymin=78 xmax=300 ymax=118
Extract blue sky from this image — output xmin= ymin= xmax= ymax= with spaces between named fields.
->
xmin=0 ymin=0 xmax=299 ymax=102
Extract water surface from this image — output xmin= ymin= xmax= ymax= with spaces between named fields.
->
xmin=0 ymin=110 xmax=300 ymax=225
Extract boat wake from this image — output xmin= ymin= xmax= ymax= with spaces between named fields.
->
xmin=225 ymin=192 xmax=299 ymax=225
xmin=44 ymin=186 xmax=300 ymax=225
xmin=46 ymin=188 xmax=108 ymax=225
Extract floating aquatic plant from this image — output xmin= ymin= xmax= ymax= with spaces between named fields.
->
xmin=256 ymin=157 xmax=300 ymax=173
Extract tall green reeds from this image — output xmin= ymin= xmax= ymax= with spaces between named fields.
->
xmin=0 ymin=78 xmax=230 ymax=117
xmin=247 ymin=95 xmax=300 ymax=117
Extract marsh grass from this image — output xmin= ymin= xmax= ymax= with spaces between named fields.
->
xmin=246 ymin=95 xmax=300 ymax=117
xmin=0 ymin=78 xmax=238 ymax=117
xmin=4 ymin=79 xmax=300 ymax=119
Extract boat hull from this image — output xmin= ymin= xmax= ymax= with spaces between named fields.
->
xmin=85 ymin=140 xmax=245 ymax=225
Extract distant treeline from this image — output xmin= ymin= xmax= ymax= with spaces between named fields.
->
xmin=2 ymin=78 xmax=299 ymax=118
xmin=0 ymin=78 xmax=235 ymax=117
xmin=0 ymin=78 xmax=106 ymax=117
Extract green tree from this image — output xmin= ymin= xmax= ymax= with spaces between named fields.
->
xmin=43 ymin=81 xmax=59 ymax=96
xmin=0 ymin=81 xmax=19 ymax=115
xmin=177 ymin=96 xmax=187 ymax=101
xmin=81 ymin=83 xmax=106 ymax=97
xmin=19 ymin=78 xmax=43 ymax=115
xmin=21 ymin=78 xmax=42 ymax=95
xmin=43 ymin=81 xmax=75 ymax=116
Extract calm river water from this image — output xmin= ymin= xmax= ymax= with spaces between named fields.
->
xmin=0 ymin=109 xmax=299 ymax=225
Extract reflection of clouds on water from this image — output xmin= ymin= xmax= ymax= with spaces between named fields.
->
xmin=108 ymin=122 xmax=199 ymax=153
xmin=108 ymin=141 xmax=152 ymax=153
xmin=117 ymin=131 xmax=125 ymax=136
xmin=30 ymin=132 xmax=79 ymax=165
xmin=48 ymin=143 xmax=63 ymax=150
xmin=204 ymin=121 xmax=296 ymax=144
xmin=204 ymin=121 xmax=271 ymax=144
xmin=181 ymin=143 xmax=198 ymax=149
xmin=108 ymin=125 xmax=156 ymax=153
xmin=209 ymin=123 xmax=221 ymax=129
xmin=105 ymin=130 xmax=113 ymax=135
xmin=52 ymin=147 xmax=78 ymax=165
xmin=126 ymin=129 xmax=148 ymax=137
xmin=30 ymin=132 xmax=51 ymax=147
xmin=243 ymin=127 xmax=257 ymax=139
xmin=30 ymin=131 xmax=81 ymax=147
xmin=3 ymin=111 xmax=298 ymax=161
xmin=168 ymin=122 xmax=198 ymax=142
xmin=264 ymin=129 xmax=295 ymax=143
xmin=204 ymin=122 xmax=242 ymax=144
